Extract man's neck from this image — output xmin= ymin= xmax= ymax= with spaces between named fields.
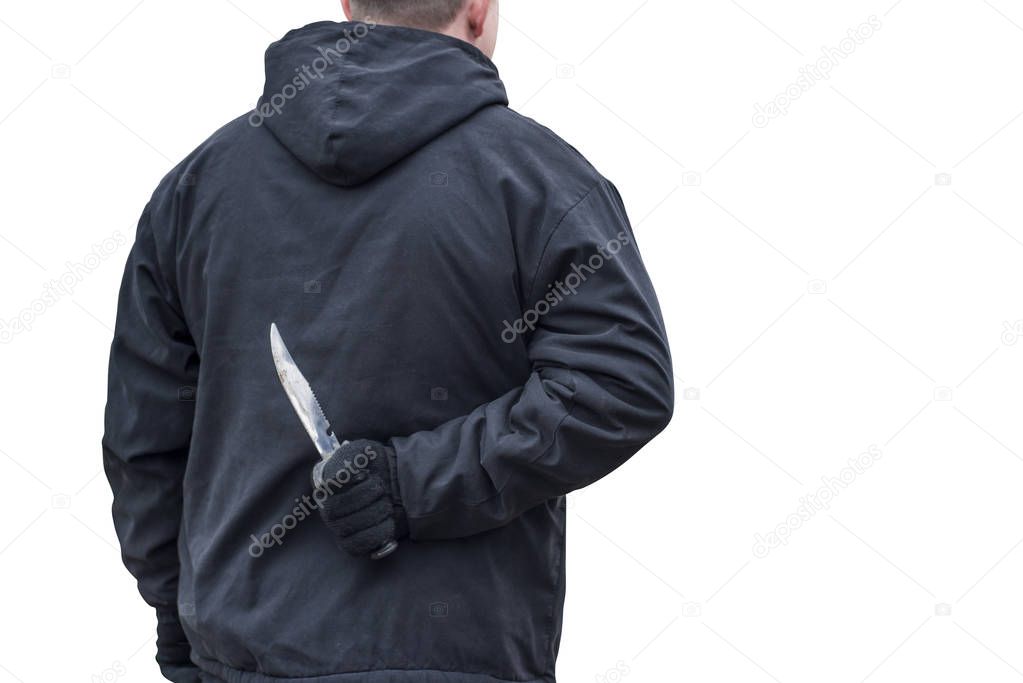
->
xmin=361 ymin=16 xmax=473 ymax=47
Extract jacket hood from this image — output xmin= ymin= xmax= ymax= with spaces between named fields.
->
xmin=255 ymin=21 xmax=508 ymax=186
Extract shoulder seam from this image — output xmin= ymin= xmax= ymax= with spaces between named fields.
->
xmin=524 ymin=179 xmax=603 ymax=303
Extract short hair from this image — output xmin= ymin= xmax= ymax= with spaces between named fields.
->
xmin=350 ymin=0 xmax=467 ymax=30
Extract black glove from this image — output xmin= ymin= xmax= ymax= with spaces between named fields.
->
xmin=314 ymin=439 xmax=408 ymax=558
xmin=155 ymin=607 xmax=201 ymax=683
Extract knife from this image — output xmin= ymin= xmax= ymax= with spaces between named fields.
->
xmin=269 ymin=322 xmax=399 ymax=560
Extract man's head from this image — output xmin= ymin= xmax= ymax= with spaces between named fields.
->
xmin=341 ymin=0 xmax=499 ymax=58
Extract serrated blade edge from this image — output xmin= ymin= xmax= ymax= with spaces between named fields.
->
xmin=269 ymin=323 xmax=342 ymax=460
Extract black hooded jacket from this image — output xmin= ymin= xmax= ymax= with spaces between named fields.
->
xmin=103 ymin=21 xmax=673 ymax=683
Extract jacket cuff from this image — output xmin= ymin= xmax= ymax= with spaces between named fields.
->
xmin=384 ymin=442 xmax=410 ymax=540
xmin=155 ymin=606 xmax=199 ymax=682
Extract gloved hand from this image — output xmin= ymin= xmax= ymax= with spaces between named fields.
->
xmin=313 ymin=439 xmax=408 ymax=558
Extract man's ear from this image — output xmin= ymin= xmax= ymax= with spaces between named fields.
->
xmin=341 ymin=0 xmax=354 ymax=21
xmin=465 ymin=0 xmax=492 ymax=39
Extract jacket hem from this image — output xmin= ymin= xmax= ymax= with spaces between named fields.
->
xmin=195 ymin=656 xmax=552 ymax=683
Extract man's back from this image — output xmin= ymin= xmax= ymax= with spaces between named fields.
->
xmin=104 ymin=20 xmax=672 ymax=683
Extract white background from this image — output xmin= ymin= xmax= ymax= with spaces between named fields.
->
xmin=1 ymin=1 xmax=1022 ymax=681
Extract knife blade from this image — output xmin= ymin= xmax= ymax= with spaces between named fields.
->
xmin=269 ymin=322 xmax=343 ymax=460
xmin=269 ymin=322 xmax=399 ymax=560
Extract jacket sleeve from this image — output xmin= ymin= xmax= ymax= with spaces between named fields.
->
xmin=102 ymin=198 xmax=201 ymax=683
xmin=393 ymin=178 xmax=674 ymax=539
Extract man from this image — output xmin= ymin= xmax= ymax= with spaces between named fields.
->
xmin=102 ymin=0 xmax=673 ymax=681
